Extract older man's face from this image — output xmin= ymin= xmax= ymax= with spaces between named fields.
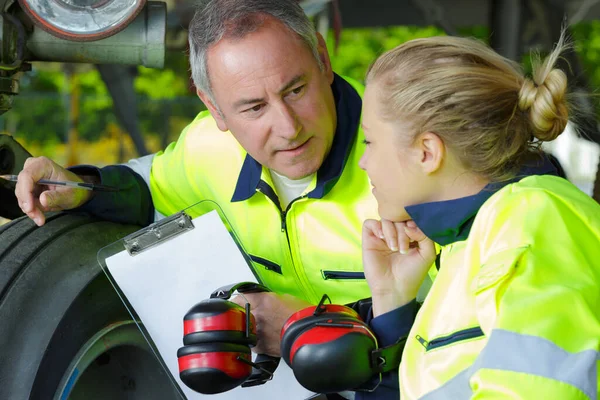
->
xmin=201 ymin=18 xmax=337 ymax=180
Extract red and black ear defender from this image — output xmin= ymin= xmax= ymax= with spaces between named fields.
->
xmin=177 ymin=282 xmax=280 ymax=394
xmin=280 ymin=295 xmax=406 ymax=394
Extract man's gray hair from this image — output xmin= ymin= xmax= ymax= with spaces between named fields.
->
xmin=188 ymin=0 xmax=323 ymax=106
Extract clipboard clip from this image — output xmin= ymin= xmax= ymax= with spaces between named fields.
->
xmin=123 ymin=211 xmax=194 ymax=256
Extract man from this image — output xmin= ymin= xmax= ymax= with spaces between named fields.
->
xmin=14 ymin=2 xmax=405 ymax=379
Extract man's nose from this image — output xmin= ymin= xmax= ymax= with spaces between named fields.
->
xmin=275 ymin=104 xmax=301 ymax=139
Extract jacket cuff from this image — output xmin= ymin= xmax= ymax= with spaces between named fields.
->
xmin=368 ymin=299 xmax=418 ymax=347
xmin=68 ymin=164 xmax=154 ymax=226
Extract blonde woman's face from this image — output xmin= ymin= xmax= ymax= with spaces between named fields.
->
xmin=359 ymin=83 xmax=431 ymax=221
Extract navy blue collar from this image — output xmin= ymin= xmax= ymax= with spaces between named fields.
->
xmin=231 ymin=73 xmax=362 ymax=202
xmin=405 ymin=155 xmax=559 ymax=246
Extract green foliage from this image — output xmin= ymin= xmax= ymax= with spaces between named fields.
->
xmin=77 ymin=68 xmax=118 ymax=142
xmin=5 ymin=93 xmax=66 ymax=143
xmin=571 ymin=21 xmax=600 ymax=88
xmin=2 ymin=50 xmax=200 ymax=146
xmin=457 ymin=25 xmax=491 ymax=43
xmin=134 ymin=49 xmax=202 ymax=143
xmin=3 ymin=22 xmax=600 ymax=149
xmin=326 ymin=25 xmax=493 ymax=84
xmin=327 ymin=26 xmax=446 ymax=83
xmin=136 ymin=49 xmax=194 ymax=99
xmin=135 ymin=67 xmax=189 ymax=99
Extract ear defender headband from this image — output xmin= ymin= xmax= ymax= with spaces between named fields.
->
xmin=177 ymin=281 xmax=280 ymax=394
xmin=280 ymin=295 xmax=406 ymax=393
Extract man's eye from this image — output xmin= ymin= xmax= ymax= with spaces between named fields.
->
xmin=362 ymin=139 xmax=371 ymax=145
xmin=244 ymin=104 xmax=264 ymax=113
xmin=289 ymin=85 xmax=305 ymax=96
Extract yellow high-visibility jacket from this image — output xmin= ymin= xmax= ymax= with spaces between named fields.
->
xmin=401 ymin=173 xmax=600 ymax=399
xmin=148 ymin=75 xmax=377 ymax=304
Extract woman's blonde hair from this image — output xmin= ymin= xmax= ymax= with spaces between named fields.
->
xmin=366 ymin=34 xmax=569 ymax=181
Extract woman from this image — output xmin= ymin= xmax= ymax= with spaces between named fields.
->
xmin=360 ymin=34 xmax=600 ymax=399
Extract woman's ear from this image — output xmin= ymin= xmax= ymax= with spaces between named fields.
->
xmin=417 ymin=132 xmax=444 ymax=174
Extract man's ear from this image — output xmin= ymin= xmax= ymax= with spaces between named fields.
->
xmin=315 ymin=32 xmax=334 ymax=84
xmin=417 ymin=132 xmax=444 ymax=174
xmin=197 ymin=89 xmax=228 ymax=132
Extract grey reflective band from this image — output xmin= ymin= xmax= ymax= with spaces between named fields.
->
xmin=421 ymin=329 xmax=599 ymax=400
xmin=124 ymin=154 xmax=154 ymax=188
xmin=124 ymin=154 xmax=166 ymax=221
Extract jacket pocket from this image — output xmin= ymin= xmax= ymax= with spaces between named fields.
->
xmin=249 ymin=255 xmax=282 ymax=275
xmin=321 ymin=270 xmax=365 ymax=280
xmin=471 ymin=246 xmax=529 ymax=294
xmin=417 ymin=326 xmax=485 ymax=352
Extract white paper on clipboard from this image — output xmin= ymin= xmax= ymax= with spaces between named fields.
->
xmin=103 ymin=210 xmax=315 ymax=399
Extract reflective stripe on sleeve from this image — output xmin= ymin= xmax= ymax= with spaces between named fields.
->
xmin=124 ymin=154 xmax=155 ymax=187
xmin=124 ymin=154 xmax=166 ymax=221
xmin=421 ymin=329 xmax=599 ymax=400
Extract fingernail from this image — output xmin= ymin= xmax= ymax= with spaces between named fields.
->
xmin=44 ymin=195 xmax=53 ymax=207
xmin=379 ymin=233 xmax=385 ymax=239
xmin=34 ymin=217 xmax=42 ymax=226
xmin=400 ymin=249 xmax=409 ymax=255
xmin=389 ymin=243 xmax=398 ymax=252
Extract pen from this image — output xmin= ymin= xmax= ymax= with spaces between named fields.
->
xmin=0 ymin=174 xmax=119 ymax=192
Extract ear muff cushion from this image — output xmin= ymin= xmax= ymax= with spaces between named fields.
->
xmin=291 ymin=327 xmax=377 ymax=393
xmin=280 ymin=304 xmax=361 ymax=366
xmin=184 ymin=330 xmax=257 ymax=346
xmin=183 ymin=299 xmax=257 ymax=346
xmin=177 ymin=342 xmax=252 ymax=394
xmin=281 ymin=312 xmax=335 ymax=366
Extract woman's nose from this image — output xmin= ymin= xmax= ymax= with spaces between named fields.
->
xmin=359 ymin=153 xmax=367 ymax=170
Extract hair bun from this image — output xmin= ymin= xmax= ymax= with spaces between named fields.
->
xmin=518 ymin=68 xmax=568 ymax=142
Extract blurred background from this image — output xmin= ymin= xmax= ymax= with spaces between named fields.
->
xmin=1 ymin=0 xmax=600 ymax=225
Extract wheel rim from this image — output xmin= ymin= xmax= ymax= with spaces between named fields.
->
xmin=54 ymin=320 xmax=181 ymax=400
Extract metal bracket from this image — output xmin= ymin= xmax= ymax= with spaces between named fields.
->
xmin=123 ymin=211 xmax=194 ymax=256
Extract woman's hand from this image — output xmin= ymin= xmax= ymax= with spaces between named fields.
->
xmin=362 ymin=219 xmax=436 ymax=317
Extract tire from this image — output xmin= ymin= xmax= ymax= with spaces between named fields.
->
xmin=0 ymin=212 xmax=182 ymax=400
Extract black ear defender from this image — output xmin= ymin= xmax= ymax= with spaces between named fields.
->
xmin=280 ymin=294 xmax=406 ymax=393
xmin=177 ymin=282 xmax=280 ymax=394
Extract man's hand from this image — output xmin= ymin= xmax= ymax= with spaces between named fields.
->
xmin=232 ymin=292 xmax=311 ymax=357
xmin=362 ymin=219 xmax=436 ymax=317
xmin=15 ymin=156 xmax=93 ymax=226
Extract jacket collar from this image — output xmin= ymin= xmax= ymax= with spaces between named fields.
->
xmin=231 ymin=73 xmax=362 ymax=202
xmin=405 ymin=154 xmax=559 ymax=246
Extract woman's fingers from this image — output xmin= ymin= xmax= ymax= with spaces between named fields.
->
xmin=363 ymin=219 xmax=384 ymax=239
xmin=394 ymin=221 xmax=411 ymax=254
xmin=381 ymin=219 xmax=413 ymax=253
xmin=381 ymin=219 xmax=400 ymax=252
xmin=363 ymin=219 xmax=385 ymax=246
xmin=404 ymin=224 xmax=436 ymax=262
xmin=365 ymin=219 xmax=431 ymax=255
xmin=403 ymin=223 xmax=427 ymax=242
xmin=363 ymin=219 xmax=389 ymax=252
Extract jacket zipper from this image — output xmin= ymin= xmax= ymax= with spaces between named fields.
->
xmin=256 ymin=181 xmax=311 ymax=295
xmin=416 ymin=327 xmax=484 ymax=351
xmin=321 ymin=270 xmax=365 ymax=280
xmin=249 ymin=255 xmax=282 ymax=274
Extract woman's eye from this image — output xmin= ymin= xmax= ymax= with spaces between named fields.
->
xmin=362 ymin=139 xmax=371 ymax=145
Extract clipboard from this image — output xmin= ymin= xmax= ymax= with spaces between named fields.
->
xmin=96 ymin=200 xmax=318 ymax=400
